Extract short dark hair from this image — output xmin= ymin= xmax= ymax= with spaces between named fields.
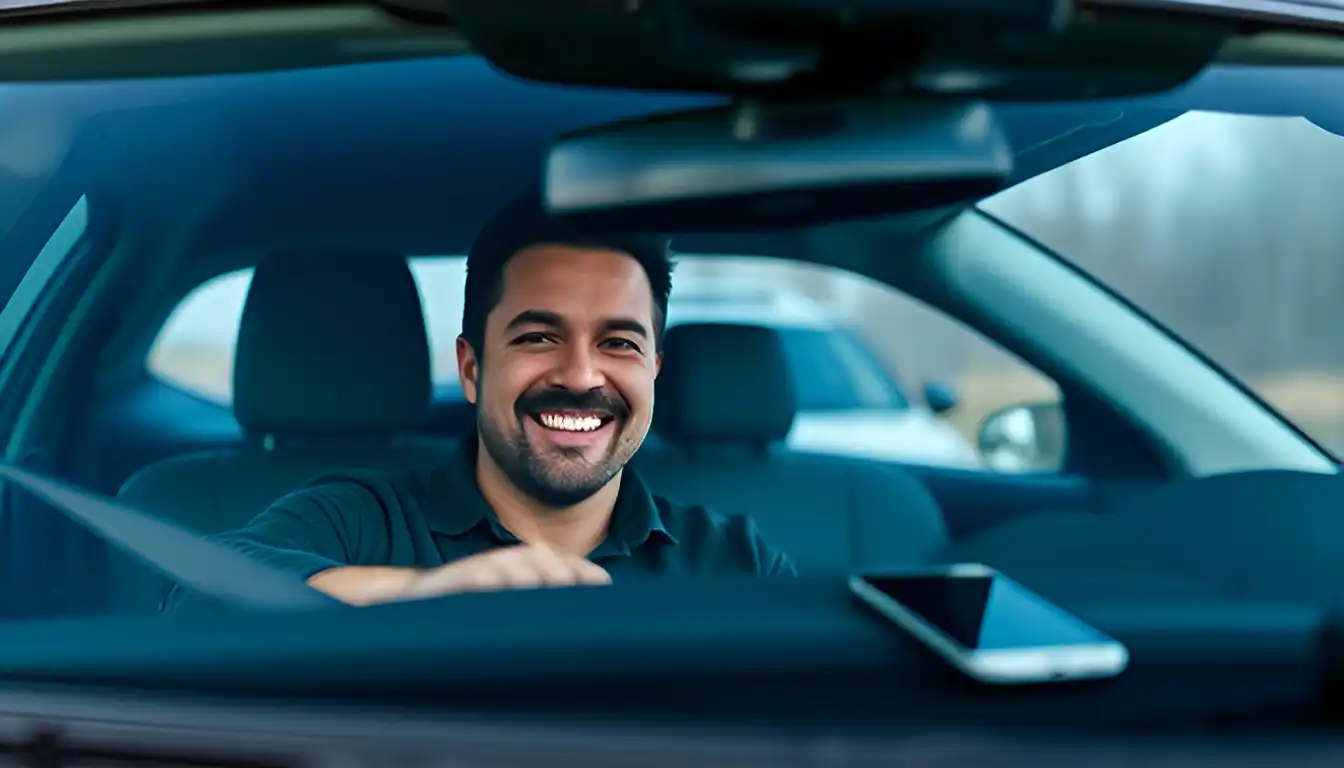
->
xmin=461 ymin=195 xmax=675 ymax=358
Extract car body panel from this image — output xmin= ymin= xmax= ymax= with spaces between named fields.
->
xmin=789 ymin=410 xmax=982 ymax=468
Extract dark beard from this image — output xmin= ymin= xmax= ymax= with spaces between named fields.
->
xmin=477 ymin=411 xmax=625 ymax=508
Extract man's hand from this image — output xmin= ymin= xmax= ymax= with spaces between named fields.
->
xmin=306 ymin=546 xmax=612 ymax=605
xmin=398 ymin=544 xmax=612 ymax=600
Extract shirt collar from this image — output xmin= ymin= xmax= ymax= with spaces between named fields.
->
xmin=426 ymin=434 xmax=678 ymax=555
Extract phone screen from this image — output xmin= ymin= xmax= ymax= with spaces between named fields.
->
xmin=860 ymin=572 xmax=1116 ymax=651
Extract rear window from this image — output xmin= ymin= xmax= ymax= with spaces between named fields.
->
xmin=146 ymin=257 xmax=465 ymax=404
xmin=148 ymin=258 xmax=908 ymax=413
xmin=147 ymin=253 xmax=1058 ymax=472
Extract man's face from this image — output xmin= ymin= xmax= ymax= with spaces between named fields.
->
xmin=458 ymin=244 xmax=661 ymax=507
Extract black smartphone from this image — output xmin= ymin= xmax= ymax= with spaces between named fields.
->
xmin=850 ymin=563 xmax=1129 ymax=684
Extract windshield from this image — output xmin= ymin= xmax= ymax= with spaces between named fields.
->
xmin=981 ymin=111 xmax=1344 ymax=457
xmin=0 ymin=49 xmax=1335 ymax=652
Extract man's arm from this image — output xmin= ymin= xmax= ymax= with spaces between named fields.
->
xmin=159 ymin=478 xmax=392 ymax=615
xmin=161 ymin=477 xmax=614 ymax=613
xmin=306 ymin=565 xmax=425 ymax=605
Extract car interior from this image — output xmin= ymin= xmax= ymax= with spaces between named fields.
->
xmin=4 ymin=1 xmax=1344 ymax=757
xmin=0 ymin=52 xmax=1337 ymax=630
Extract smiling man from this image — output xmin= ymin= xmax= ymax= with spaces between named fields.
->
xmin=161 ymin=195 xmax=795 ymax=612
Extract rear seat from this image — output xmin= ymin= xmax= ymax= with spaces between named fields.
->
xmin=633 ymin=322 xmax=950 ymax=572
xmin=112 ymin=249 xmax=456 ymax=611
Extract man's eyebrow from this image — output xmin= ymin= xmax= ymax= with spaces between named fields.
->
xmin=603 ymin=318 xmax=649 ymax=339
xmin=505 ymin=309 xmax=564 ymax=332
xmin=504 ymin=310 xmax=648 ymax=339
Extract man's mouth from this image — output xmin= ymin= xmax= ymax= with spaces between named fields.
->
xmin=530 ymin=410 xmax=616 ymax=433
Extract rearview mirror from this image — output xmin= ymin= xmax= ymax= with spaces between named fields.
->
xmin=543 ymin=98 xmax=1012 ymax=232
xmin=977 ymin=401 xmax=1066 ymax=472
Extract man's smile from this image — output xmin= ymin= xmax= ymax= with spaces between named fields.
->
xmin=526 ymin=409 xmax=618 ymax=450
xmin=533 ymin=410 xmax=613 ymax=432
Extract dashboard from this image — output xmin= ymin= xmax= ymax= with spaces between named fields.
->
xmin=0 ymin=576 xmax=1331 ymax=768
xmin=0 ymin=559 xmax=1333 ymax=767
xmin=0 ymin=685 xmax=1340 ymax=768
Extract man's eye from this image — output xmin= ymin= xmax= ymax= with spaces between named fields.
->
xmin=605 ymin=338 xmax=640 ymax=352
xmin=514 ymin=333 xmax=552 ymax=345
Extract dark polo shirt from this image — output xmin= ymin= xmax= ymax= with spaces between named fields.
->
xmin=161 ymin=440 xmax=795 ymax=614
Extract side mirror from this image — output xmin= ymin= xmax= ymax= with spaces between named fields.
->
xmin=922 ymin=381 xmax=959 ymax=415
xmin=976 ymin=401 xmax=1067 ymax=472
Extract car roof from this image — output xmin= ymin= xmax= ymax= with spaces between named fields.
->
xmin=19 ymin=57 xmax=1339 ymax=256
xmin=30 ymin=54 xmax=1337 ymax=350
xmin=32 ymin=55 xmax=1212 ymax=275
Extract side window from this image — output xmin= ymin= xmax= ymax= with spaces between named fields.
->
xmin=836 ymin=278 xmax=1062 ymax=473
xmin=146 ymin=268 xmax=249 ymax=404
xmin=147 ymin=257 xmax=467 ymax=405
xmin=673 ymin=257 xmax=1063 ymax=473
xmin=149 ymin=253 xmax=1063 ymax=473
xmin=780 ymin=328 xmax=910 ymax=412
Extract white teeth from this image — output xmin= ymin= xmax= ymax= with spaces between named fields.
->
xmin=539 ymin=413 xmax=604 ymax=432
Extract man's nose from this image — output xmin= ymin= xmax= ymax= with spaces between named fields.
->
xmin=549 ymin=344 xmax=606 ymax=392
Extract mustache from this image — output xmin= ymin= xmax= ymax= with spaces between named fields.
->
xmin=516 ymin=388 xmax=629 ymax=419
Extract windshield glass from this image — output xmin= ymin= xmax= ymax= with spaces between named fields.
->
xmin=0 ymin=51 xmax=1339 ymax=635
xmin=980 ymin=111 xmax=1344 ymax=456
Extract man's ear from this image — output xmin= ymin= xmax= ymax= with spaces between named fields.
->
xmin=653 ymin=351 xmax=662 ymax=378
xmin=457 ymin=336 xmax=480 ymax=404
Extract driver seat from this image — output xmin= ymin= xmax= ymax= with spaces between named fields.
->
xmin=111 ymin=249 xmax=455 ymax=612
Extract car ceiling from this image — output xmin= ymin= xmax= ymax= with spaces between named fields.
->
xmin=31 ymin=54 xmax=1285 ymax=374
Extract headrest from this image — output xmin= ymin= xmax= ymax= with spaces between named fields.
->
xmin=233 ymin=249 xmax=431 ymax=438
xmin=653 ymin=323 xmax=797 ymax=446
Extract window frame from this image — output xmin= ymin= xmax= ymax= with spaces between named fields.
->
xmin=0 ymin=184 xmax=109 ymax=450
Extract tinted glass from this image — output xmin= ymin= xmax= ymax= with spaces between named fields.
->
xmin=780 ymin=328 xmax=910 ymax=411
xmin=982 ymin=111 xmax=1344 ymax=456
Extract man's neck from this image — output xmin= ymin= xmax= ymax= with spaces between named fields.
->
xmin=474 ymin=439 xmax=621 ymax=557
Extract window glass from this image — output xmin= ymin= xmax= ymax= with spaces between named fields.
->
xmin=147 ymin=258 xmax=467 ymax=405
xmin=145 ymin=268 xmax=248 ymax=404
xmin=981 ymin=112 xmax=1344 ymax=456
xmin=780 ymin=328 xmax=910 ymax=411
xmin=148 ymin=255 xmax=1059 ymax=471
